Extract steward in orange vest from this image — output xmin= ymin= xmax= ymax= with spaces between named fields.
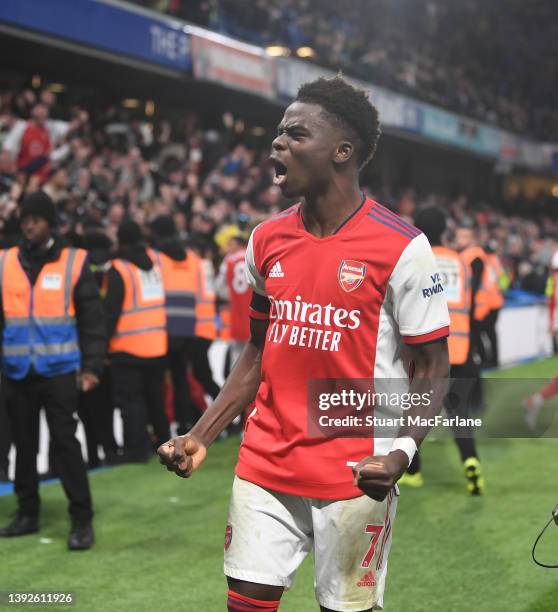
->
xmin=407 ymin=206 xmax=485 ymax=496
xmin=105 ymin=221 xmax=169 ymax=462
xmin=459 ymin=244 xmax=491 ymax=322
xmin=432 ymin=245 xmax=471 ymax=366
xmin=107 ymin=244 xmax=167 ymax=360
xmin=150 ymin=215 xmax=199 ymax=339
xmin=0 ymin=192 xmax=105 ymax=548
xmin=150 ymin=215 xmax=202 ymax=434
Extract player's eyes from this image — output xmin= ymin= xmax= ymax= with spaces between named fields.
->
xmin=276 ymin=128 xmax=305 ymax=140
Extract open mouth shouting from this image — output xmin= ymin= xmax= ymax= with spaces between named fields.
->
xmin=271 ymin=158 xmax=288 ymax=187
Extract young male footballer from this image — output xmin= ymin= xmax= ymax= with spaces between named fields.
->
xmin=158 ymin=76 xmax=450 ymax=612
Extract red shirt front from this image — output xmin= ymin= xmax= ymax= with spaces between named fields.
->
xmin=237 ymin=199 xmax=449 ymax=499
xmin=225 ymin=249 xmax=252 ymax=342
xmin=17 ymin=122 xmax=52 ymax=182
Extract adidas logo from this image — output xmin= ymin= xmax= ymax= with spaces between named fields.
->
xmin=269 ymin=261 xmax=285 ymax=278
xmin=356 ymin=571 xmax=376 ymax=587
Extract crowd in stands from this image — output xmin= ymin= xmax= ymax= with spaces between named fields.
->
xmin=0 ymin=80 xmax=554 ymax=296
xmin=132 ymin=0 xmax=558 ymax=140
xmin=0 ymin=84 xmax=280 ymax=263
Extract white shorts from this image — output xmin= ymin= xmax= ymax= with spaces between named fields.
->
xmin=224 ymin=476 xmax=398 ymax=611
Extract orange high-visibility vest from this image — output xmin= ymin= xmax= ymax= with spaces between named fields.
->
xmin=158 ymin=249 xmax=199 ymax=338
xmin=460 ymin=246 xmax=490 ymax=321
xmin=484 ymin=253 xmax=504 ymax=310
xmin=109 ymin=248 xmax=167 ymax=357
xmin=0 ymin=246 xmax=87 ymax=379
xmin=195 ymin=257 xmax=217 ymax=340
xmin=433 ymin=246 xmax=471 ymax=366
xmin=219 ymin=306 xmax=232 ymax=341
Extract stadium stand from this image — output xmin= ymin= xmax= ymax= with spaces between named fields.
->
xmin=132 ymin=0 xmax=558 ymax=140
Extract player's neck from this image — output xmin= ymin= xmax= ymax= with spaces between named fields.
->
xmin=301 ymin=180 xmax=363 ymax=238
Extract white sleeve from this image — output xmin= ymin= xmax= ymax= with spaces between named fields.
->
xmin=50 ymin=142 xmax=71 ymax=163
xmin=215 ymin=259 xmax=229 ymax=301
xmin=388 ymin=233 xmax=450 ymax=344
xmin=245 ymin=229 xmax=267 ymax=296
xmin=47 ymin=119 xmax=70 ymax=143
xmin=201 ymin=259 xmax=216 ymax=297
xmin=2 ymin=120 xmax=26 ymax=159
xmin=551 ymin=250 xmax=558 ymax=271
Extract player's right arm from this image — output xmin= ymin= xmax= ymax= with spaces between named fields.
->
xmin=157 ymin=316 xmax=267 ymax=478
xmin=158 ymin=227 xmax=269 ymax=478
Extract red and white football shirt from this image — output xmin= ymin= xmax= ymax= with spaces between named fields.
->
xmin=225 ymin=248 xmax=252 ymax=342
xmin=237 ymin=198 xmax=449 ymax=499
xmin=17 ymin=122 xmax=52 ymax=181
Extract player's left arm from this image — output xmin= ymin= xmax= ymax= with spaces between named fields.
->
xmin=354 ymin=233 xmax=450 ymax=501
xmin=354 ymin=339 xmax=449 ymax=500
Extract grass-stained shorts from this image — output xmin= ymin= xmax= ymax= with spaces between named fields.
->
xmin=224 ymin=476 xmax=398 ymax=611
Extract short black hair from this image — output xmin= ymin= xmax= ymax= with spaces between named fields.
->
xmin=117 ymin=220 xmax=142 ymax=246
xmin=414 ymin=206 xmax=447 ymax=245
xmin=150 ymin=214 xmax=177 ymax=239
xmin=296 ymin=75 xmax=381 ymax=169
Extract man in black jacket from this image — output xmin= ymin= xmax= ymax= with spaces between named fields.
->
xmin=105 ymin=221 xmax=169 ymax=463
xmin=0 ymin=192 xmax=105 ymax=549
xmin=455 ymin=223 xmax=486 ymax=414
xmin=78 ymin=231 xmax=118 ymax=468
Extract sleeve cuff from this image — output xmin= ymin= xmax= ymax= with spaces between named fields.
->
xmin=391 ymin=437 xmax=418 ymax=467
xmin=403 ymin=326 xmax=449 ymax=345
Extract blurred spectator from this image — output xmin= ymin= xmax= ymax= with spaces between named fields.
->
xmin=2 ymin=104 xmax=87 ymax=182
xmin=42 ymin=166 xmax=69 ymax=204
xmin=215 ymin=235 xmax=251 ymax=368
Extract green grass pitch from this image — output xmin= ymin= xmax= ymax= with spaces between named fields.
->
xmin=1 ymin=358 xmax=558 ymax=611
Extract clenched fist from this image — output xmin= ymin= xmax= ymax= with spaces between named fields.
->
xmin=352 ymin=450 xmax=408 ymax=501
xmin=157 ymin=434 xmax=207 ymax=479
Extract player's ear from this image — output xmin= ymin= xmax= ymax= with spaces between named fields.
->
xmin=334 ymin=141 xmax=354 ymax=165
